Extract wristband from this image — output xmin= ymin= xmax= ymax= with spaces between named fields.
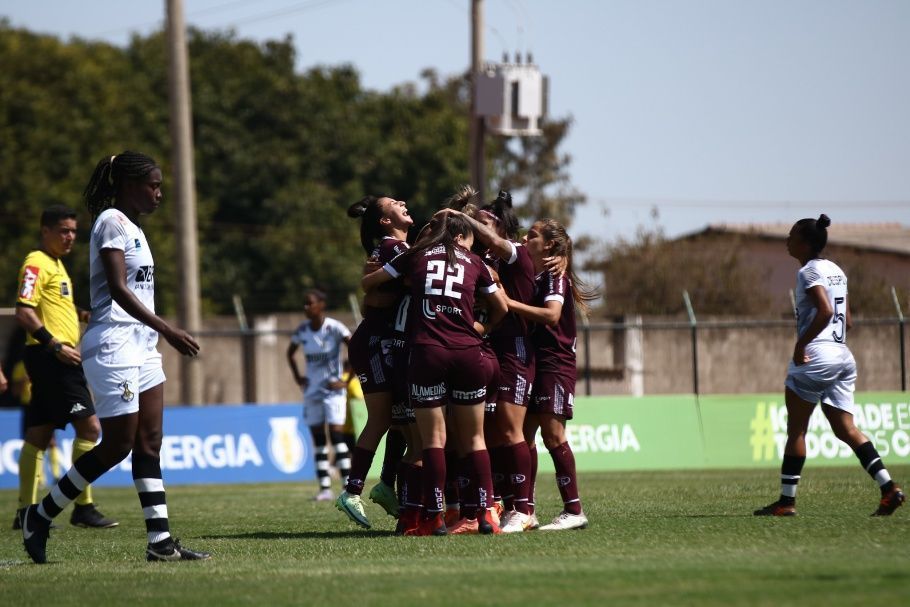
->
xmin=32 ymin=327 xmax=54 ymax=346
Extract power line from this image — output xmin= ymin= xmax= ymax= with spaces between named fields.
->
xmin=590 ymin=197 xmax=910 ymax=209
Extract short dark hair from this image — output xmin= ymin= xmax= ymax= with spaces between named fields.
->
xmin=40 ymin=205 xmax=77 ymax=228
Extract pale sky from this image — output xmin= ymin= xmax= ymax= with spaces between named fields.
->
xmin=3 ymin=0 xmax=909 ymax=246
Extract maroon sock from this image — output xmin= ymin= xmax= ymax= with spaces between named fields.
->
xmin=490 ymin=445 xmax=508 ymax=503
xmin=549 ymin=441 xmax=582 ymax=515
xmin=396 ymin=461 xmax=411 ymax=512
xmin=458 ymin=455 xmax=475 ymax=516
xmin=344 ymin=447 xmax=375 ymax=495
xmin=528 ymin=443 xmax=538 ymax=515
xmin=422 ymin=448 xmax=446 ymax=515
xmin=403 ymin=463 xmax=423 ymax=512
xmin=508 ymin=441 xmax=532 ymax=515
xmin=444 ymin=449 xmax=460 ymax=508
xmin=469 ymin=449 xmax=494 ymax=514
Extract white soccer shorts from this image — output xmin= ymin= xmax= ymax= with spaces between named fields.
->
xmin=785 ymin=344 xmax=856 ymax=413
xmin=81 ymin=323 xmax=166 ymax=419
xmin=303 ymin=391 xmax=348 ymax=427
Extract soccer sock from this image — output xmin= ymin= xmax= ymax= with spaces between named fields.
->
xmin=345 ymin=447 xmax=375 ymax=495
xmin=549 ymin=441 xmax=582 ymax=515
xmin=36 ymin=450 xmax=107 ymax=522
xmin=490 ymin=445 xmax=508 ymax=506
xmin=778 ymin=454 xmax=806 ymax=506
xmin=72 ymin=438 xmax=96 ymax=506
xmin=528 ymin=443 xmax=538 ymax=515
xmin=459 ymin=455 xmax=476 ymax=518
xmin=133 ymin=452 xmax=171 ymax=544
xmin=468 ymin=449 xmax=494 ymax=517
xmin=422 ymin=447 xmax=446 ymax=516
xmin=380 ymin=428 xmax=407 ymax=488
xmin=18 ymin=442 xmax=43 ymax=508
xmin=444 ymin=449 xmax=460 ymax=510
xmin=48 ymin=444 xmax=62 ymax=482
xmin=396 ymin=461 xmax=410 ymax=513
xmin=854 ymin=441 xmax=895 ymax=494
xmin=402 ymin=462 xmax=423 ymax=513
xmin=329 ymin=430 xmax=351 ymax=486
xmin=508 ymin=441 xmax=532 ymax=515
xmin=315 ymin=446 xmax=331 ymax=489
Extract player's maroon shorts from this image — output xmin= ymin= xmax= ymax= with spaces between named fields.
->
xmin=481 ymin=345 xmax=500 ymax=414
xmin=390 ymin=342 xmax=415 ymax=424
xmin=349 ymin=322 xmax=393 ymax=394
xmin=491 ymin=335 xmax=535 ymax=407
xmin=408 ymin=344 xmax=495 ymax=408
xmin=529 ymin=370 xmax=575 ymax=420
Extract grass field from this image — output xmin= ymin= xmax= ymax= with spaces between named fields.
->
xmin=1 ymin=466 xmax=908 ymax=606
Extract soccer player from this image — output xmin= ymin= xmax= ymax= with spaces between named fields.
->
xmin=362 ymin=212 xmax=507 ymax=535
xmin=21 ymin=151 xmax=210 ymax=564
xmin=13 ymin=205 xmax=117 ymax=531
xmin=505 ymin=219 xmax=595 ymax=531
xmin=337 ymin=196 xmax=413 ymax=528
xmin=440 ymin=192 xmax=542 ymax=533
xmin=754 ymin=214 xmax=905 ymax=517
xmin=286 ymin=289 xmax=352 ymax=501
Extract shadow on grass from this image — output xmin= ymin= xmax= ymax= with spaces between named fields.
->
xmin=199 ymin=530 xmax=393 ymax=540
xmin=656 ymin=514 xmax=755 ymax=519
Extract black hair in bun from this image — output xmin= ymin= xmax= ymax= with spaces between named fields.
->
xmin=816 ymin=214 xmax=831 ymax=229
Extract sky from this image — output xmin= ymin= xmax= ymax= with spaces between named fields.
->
xmin=2 ymin=0 xmax=909 ymax=247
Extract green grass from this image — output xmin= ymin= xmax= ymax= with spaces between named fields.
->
xmin=1 ymin=466 xmax=908 ymax=606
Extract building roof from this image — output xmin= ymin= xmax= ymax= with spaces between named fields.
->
xmin=685 ymin=222 xmax=910 ymax=256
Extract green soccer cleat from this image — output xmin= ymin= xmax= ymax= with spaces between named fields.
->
xmin=368 ymin=482 xmax=399 ymax=519
xmin=336 ymin=491 xmax=371 ymax=529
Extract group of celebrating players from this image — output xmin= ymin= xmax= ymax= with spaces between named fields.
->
xmin=333 ymin=186 xmax=594 ymax=536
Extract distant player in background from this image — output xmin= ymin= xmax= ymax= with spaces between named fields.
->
xmin=754 ymin=214 xmax=904 ymax=517
xmin=287 ymin=289 xmax=352 ymax=501
xmin=505 ymin=219 xmax=596 ymax=531
xmin=13 ymin=205 xmax=117 ymax=531
xmin=21 ymin=151 xmax=209 ymax=564
xmin=340 ymin=359 xmax=361 ymax=456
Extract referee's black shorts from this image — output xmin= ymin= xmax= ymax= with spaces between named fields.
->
xmin=23 ymin=345 xmax=95 ymax=430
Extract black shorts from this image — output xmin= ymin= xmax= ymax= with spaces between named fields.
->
xmin=23 ymin=346 xmax=95 ymax=430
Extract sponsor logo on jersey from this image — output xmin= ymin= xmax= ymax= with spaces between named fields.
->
xmin=134 ymin=238 xmax=142 ymax=249
xmin=422 ymin=299 xmax=436 ymax=320
xmin=19 ymin=266 xmax=39 ymax=300
xmin=451 ymin=387 xmax=487 ymax=401
xmin=136 ymin=265 xmax=154 ymax=283
xmin=305 ymin=352 xmax=333 ymax=364
xmin=60 ymin=281 xmax=70 ymax=297
xmin=69 ymin=403 xmax=87 ymax=414
xmin=435 ymin=303 xmax=462 ymax=316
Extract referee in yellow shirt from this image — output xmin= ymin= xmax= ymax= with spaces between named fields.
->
xmin=13 ymin=205 xmax=117 ymax=529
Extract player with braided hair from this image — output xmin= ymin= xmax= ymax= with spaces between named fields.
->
xmin=22 ymin=152 xmax=210 ymax=563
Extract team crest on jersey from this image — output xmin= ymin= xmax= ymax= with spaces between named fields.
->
xmin=119 ymin=381 xmax=134 ymax=402
xmin=60 ymin=281 xmax=70 ymax=296
xmin=134 ymin=238 xmax=142 ymax=249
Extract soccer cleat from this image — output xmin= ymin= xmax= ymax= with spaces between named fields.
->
xmin=444 ymin=506 xmax=461 ymax=528
xmin=500 ymin=511 xmax=533 ymax=534
xmin=493 ymin=499 xmax=505 ymax=519
xmin=753 ymin=501 xmax=797 ymax=517
xmin=477 ymin=508 xmax=502 ymax=535
xmin=146 ymin=538 xmax=212 ymax=562
xmin=368 ymin=482 xmax=400 ymax=518
xmin=404 ymin=513 xmax=447 ymax=536
xmin=70 ymin=504 xmax=119 ymax=529
xmin=395 ymin=509 xmax=420 ymax=535
xmin=527 ymin=513 xmax=540 ymax=530
xmin=872 ymin=486 xmax=906 ymax=516
xmin=314 ymin=488 xmax=335 ymax=502
xmin=335 ymin=491 xmax=371 ymax=529
xmin=539 ymin=511 xmax=589 ymax=531
xmin=498 ymin=509 xmax=514 ymax=529
xmin=21 ymin=505 xmax=51 ymax=564
xmin=448 ymin=517 xmax=479 ymax=535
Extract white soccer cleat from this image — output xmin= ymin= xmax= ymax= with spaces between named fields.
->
xmin=539 ymin=511 xmax=588 ymax=531
xmin=314 ymin=488 xmax=335 ymax=502
xmin=527 ymin=513 xmax=540 ymax=530
xmin=500 ymin=511 xmax=533 ymax=533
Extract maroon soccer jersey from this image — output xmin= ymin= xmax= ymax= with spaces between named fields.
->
xmin=491 ymin=242 xmax=536 ymax=339
xmin=386 ymin=244 xmax=498 ymax=349
xmin=532 ymin=271 xmax=577 ymax=374
xmin=362 ymin=237 xmax=410 ymax=326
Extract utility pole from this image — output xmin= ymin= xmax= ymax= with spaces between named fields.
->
xmin=166 ymin=0 xmax=203 ymax=405
xmin=469 ymin=0 xmax=486 ymax=203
